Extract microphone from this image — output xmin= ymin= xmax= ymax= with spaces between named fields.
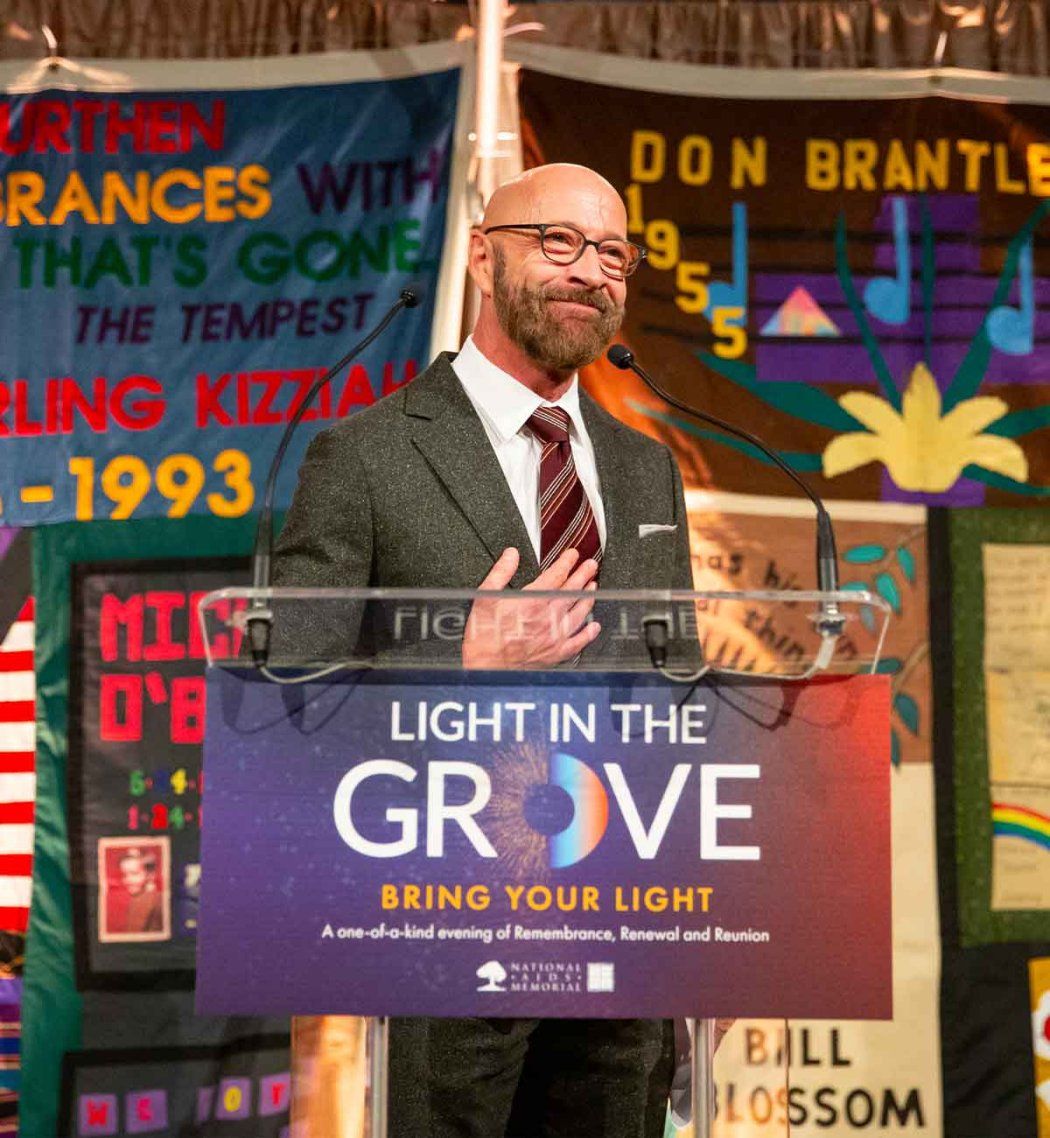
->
xmin=247 ymin=287 xmax=421 ymax=667
xmin=606 ymin=344 xmax=845 ymax=641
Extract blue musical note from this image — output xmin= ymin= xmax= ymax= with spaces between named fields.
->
xmin=705 ymin=202 xmax=748 ymax=323
xmin=987 ymin=238 xmax=1034 ymax=355
xmin=864 ymin=197 xmax=911 ymax=325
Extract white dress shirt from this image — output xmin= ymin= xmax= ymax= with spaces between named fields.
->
xmin=451 ymin=336 xmax=606 ymax=561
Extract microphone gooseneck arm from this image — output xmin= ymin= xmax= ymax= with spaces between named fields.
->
xmin=247 ymin=288 xmax=421 ymax=667
xmin=606 ymin=344 xmax=843 ymax=633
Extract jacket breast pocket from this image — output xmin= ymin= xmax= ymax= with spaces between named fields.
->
xmin=635 ymin=526 xmax=679 ymax=585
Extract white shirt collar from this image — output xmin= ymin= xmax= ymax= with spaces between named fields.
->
xmin=453 ymin=335 xmax=587 ymax=444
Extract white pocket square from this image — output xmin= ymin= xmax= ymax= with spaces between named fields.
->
xmin=638 ymin=523 xmax=678 ymax=538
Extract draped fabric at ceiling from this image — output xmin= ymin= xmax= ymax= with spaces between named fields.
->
xmin=0 ymin=0 xmax=1046 ymax=73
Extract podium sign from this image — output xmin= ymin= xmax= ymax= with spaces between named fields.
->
xmin=197 ymin=669 xmax=891 ymax=1020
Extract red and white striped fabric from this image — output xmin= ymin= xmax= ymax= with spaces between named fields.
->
xmin=0 ymin=599 xmax=34 ymax=933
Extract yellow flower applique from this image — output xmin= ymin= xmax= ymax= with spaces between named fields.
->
xmin=822 ymin=363 xmax=1028 ymax=492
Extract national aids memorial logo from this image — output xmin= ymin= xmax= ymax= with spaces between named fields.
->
xmin=475 ymin=960 xmax=589 ymax=996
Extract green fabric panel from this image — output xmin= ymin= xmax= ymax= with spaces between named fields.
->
xmin=950 ymin=507 xmax=1050 ymax=947
xmin=21 ymin=517 xmax=253 ymax=1138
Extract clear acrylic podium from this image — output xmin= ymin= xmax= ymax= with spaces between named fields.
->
xmin=198 ymin=585 xmax=893 ymax=1138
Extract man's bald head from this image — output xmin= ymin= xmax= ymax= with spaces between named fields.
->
xmin=481 ymin=164 xmax=627 ymax=233
xmin=467 ymin=163 xmax=632 ymax=390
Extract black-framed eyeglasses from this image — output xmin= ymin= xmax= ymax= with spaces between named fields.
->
xmin=482 ymin=223 xmax=647 ymax=280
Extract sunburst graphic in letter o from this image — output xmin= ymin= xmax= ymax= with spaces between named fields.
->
xmin=489 ymin=745 xmax=609 ymax=873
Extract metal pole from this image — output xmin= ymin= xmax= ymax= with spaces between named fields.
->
xmin=474 ymin=0 xmax=505 ymax=211
xmin=691 ymin=1017 xmax=714 ymax=1138
xmin=369 ymin=1016 xmax=389 ymax=1138
xmin=461 ymin=0 xmax=507 ymax=330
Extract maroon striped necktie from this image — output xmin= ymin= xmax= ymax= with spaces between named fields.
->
xmin=527 ymin=405 xmax=602 ymax=571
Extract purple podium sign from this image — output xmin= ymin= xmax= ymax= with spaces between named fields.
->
xmin=197 ymin=669 xmax=891 ymax=1020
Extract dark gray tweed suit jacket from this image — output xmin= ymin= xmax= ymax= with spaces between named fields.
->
xmin=272 ymin=351 xmax=693 ymax=1136
xmin=274 ymin=352 xmax=694 ymax=628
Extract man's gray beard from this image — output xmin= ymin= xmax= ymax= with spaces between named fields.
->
xmin=493 ymin=253 xmax=623 ymax=371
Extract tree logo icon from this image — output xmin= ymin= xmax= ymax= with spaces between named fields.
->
xmin=476 ymin=961 xmax=507 ymax=992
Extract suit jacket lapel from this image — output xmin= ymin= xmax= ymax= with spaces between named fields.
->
xmin=581 ymin=393 xmax=641 ymax=590
xmin=406 ymin=355 xmax=540 ymax=581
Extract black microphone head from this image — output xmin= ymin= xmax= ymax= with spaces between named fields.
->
xmin=606 ymin=344 xmax=634 ymax=369
xmin=400 ymin=287 xmax=421 ymax=308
